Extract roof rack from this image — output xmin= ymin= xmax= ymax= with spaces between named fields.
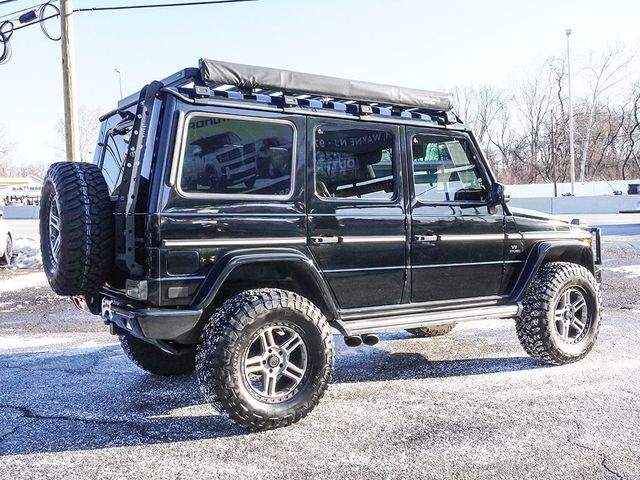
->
xmin=111 ymin=59 xmax=460 ymax=126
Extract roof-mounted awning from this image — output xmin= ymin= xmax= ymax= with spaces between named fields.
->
xmin=199 ymin=59 xmax=453 ymax=112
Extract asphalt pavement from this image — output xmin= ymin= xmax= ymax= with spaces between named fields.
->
xmin=0 ymin=228 xmax=639 ymax=479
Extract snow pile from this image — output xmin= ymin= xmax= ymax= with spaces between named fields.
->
xmin=0 ymin=271 xmax=48 ymax=293
xmin=8 ymin=237 xmax=42 ymax=270
xmin=0 ymin=335 xmax=72 ymax=351
xmin=607 ymin=265 xmax=640 ymax=278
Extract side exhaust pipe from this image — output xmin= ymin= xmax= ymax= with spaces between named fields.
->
xmin=362 ymin=334 xmax=379 ymax=346
xmin=344 ymin=335 xmax=363 ymax=347
xmin=344 ymin=334 xmax=379 ymax=347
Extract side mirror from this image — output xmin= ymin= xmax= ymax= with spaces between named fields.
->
xmin=488 ymin=183 xmax=509 ymax=214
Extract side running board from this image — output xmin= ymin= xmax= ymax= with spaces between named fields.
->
xmin=340 ymin=304 xmax=520 ymax=336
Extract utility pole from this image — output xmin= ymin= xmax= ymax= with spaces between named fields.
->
xmin=566 ymin=28 xmax=576 ymax=195
xmin=551 ymin=113 xmax=558 ymax=198
xmin=60 ymin=0 xmax=80 ymax=162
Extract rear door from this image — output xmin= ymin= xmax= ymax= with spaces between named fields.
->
xmin=157 ymin=106 xmax=306 ymax=307
xmin=306 ymin=118 xmax=407 ymax=309
xmin=407 ymin=128 xmax=506 ymax=303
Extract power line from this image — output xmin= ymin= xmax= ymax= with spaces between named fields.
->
xmin=74 ymin=0 xmax=257 ymax=13
xmin=1 ymin=0 xmax=259 ymax=66
xmin=0 ymin=0 xmax=55 ymax=21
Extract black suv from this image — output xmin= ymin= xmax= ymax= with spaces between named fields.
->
xmin=39 ymin=59 xmax=603 ymax=431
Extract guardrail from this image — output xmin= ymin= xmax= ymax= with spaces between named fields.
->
xmin=0 ymin=205 xmax=40 ymax=219
xmin=509 ymin=195 xmax=640 ymax=214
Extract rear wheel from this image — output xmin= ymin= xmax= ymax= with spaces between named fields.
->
xmin=119 ymin=334 xmax=195 ymax=376
xmin=406 ymin=323 xmax=456 ymax=338
xmin=516 ymin=262 xmax=601 ymax=365
xmin=0 ymin=234 xmax=12 ymax=266
xmin=196 ymin=289 xmax=334 ymax=431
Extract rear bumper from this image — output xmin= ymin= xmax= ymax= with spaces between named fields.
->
xmin=102 ymin=299 xmax=202 ymax=341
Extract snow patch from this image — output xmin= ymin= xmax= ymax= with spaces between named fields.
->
xmin=606 ymin=265 xmax=640 ymax=278
xmin=0 ymin=335 xmax=72 ymax=351
xmin=8 ymin=237 xmax=42 ymax=270
xmin=0 ymin=271 xmax=48 ymax=293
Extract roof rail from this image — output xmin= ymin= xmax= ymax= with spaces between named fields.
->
xmin=104 ymin=60 xmax=460 ymax=126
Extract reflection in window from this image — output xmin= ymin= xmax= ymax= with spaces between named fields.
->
xmin=180 ymin=116 xmax=294 ymax=196
xmin=314 ymin=126 xmax=395 ymax=200
xmin=412 ymin=134 xmax=486 ymax=203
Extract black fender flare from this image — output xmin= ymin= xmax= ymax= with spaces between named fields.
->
xmin=510 ymin=240 xmax=595 ymax=302
xmin=191 ymin=248 xmax=340 ymax=320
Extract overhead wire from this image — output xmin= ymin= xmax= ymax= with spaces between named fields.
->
xmin=0 ymin=0 xmax=258 ymax=66
xmin=0 ymin=0 xmax=53 ymax=21
xmin=74 ymin=0 xmax=257 ymax=12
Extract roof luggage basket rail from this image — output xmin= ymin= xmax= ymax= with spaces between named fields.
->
xmin=106 ymin=59 xmax=462 ymax=126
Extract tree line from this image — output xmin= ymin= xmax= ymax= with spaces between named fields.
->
xmin=456 ymin=46 xmax=640 ymax=186
xmin=1 ymin=47 xmax=639 ymax=184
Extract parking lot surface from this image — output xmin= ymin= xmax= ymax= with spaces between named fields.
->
xmin=0 ymin=234 xmax=638 ymax=479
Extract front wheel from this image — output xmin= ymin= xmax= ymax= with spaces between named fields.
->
xmin=516 ymin=262 xmax=602 ymax=365
xmin=196 ymin=289 xmax=335 ymax=431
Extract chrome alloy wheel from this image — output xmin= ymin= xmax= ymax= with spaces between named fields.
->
xmin=553 ymin=287 xmax=588 ymax=344
xmin=243 ymin=325 xmax=308 ymax=401
xmin=48 ymin=197 xmax=61 ymax=266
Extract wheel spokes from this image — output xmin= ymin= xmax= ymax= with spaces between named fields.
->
xmin=572 ymin=296 xmax=586 ymax=313
xmin=554 ymin=287 xmax=589 ymax=343
xmin=281 ymin=334 xmax=303 ymax=354
xmin=244 ymin=326 xmax=308 ymax=400
xmin=52 ymin=236 xmax=61 ymax=258
xmin=263 ymin=374 xmax=277 ymax=396
xmin=259 ymin=328 xmax=277 ymax=352
xmin=245 ymin=355 xmax=263 ymax=374
xmin=49 ymin=213 xmax=60 ymax=233
xmin=281 ymin=363 xmax=304 ymax=382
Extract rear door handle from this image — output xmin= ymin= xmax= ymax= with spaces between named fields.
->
xmin=310 ymin=236 xmax=340 ymax=244
xmin=413 ymin=234 xmax=438 ymax=242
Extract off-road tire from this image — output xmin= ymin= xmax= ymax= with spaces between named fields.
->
xmin=196 ymin=289 xmax=334 ymax=431
xmin=516 ymin=262 xmax=602 ymax=365
xmin=406 ymin=323 xmax=456 ymax=338
xmin=0 ymin=234 xmax=12 ymax=266
xmin=119 ymin=334 xmax=196 ymax=376
xmin=40 ymin=162 xmax=114 ymax=295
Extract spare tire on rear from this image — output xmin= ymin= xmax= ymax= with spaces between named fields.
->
xmin=40 ymin=162 xmax=114 ymax=295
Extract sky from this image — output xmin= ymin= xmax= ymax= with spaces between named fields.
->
xmin=1 ymin=0 xmax=639 ymax=165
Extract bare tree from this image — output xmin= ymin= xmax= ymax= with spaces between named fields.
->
xmin=0 ymin=127 xmax=13 ymax=177
xmin=56 ymin=106 xmax=102 ymax=162
xmin=579 ymin=46 xmax=635 ymax=181
xmin=516 ymin=64 xmax=553 ymax=182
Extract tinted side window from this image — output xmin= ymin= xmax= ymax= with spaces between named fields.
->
xmin=411 ymin=134 xmax=486 ymax=203
xmin=314 ymin=125 xmax=396 ymax=200
xmin=100 ymin=129 xmax=131 ymax=196
xmin=180 ymin=115 xmax=294 ymax=196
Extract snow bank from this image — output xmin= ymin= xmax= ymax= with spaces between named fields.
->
xmin=0 ymin=271 xmax=48 ymax=293
xmin=0 ymin=335 xmax=72 ymax=351
xmin=8 ymin=237 xmax=42 ymax=270
xmin=606 ymin=265 xmax=640 ymax=278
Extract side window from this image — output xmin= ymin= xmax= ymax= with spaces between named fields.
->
xmin=314 ymin=125 xmax=396 ymax=200
xmin=411 ymin=134 xmax=486 ymax=203
xmin=100 ymin=129 xmax=131 ymax=196
xmin=180 ymin=115 xmax=294 ymax=196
